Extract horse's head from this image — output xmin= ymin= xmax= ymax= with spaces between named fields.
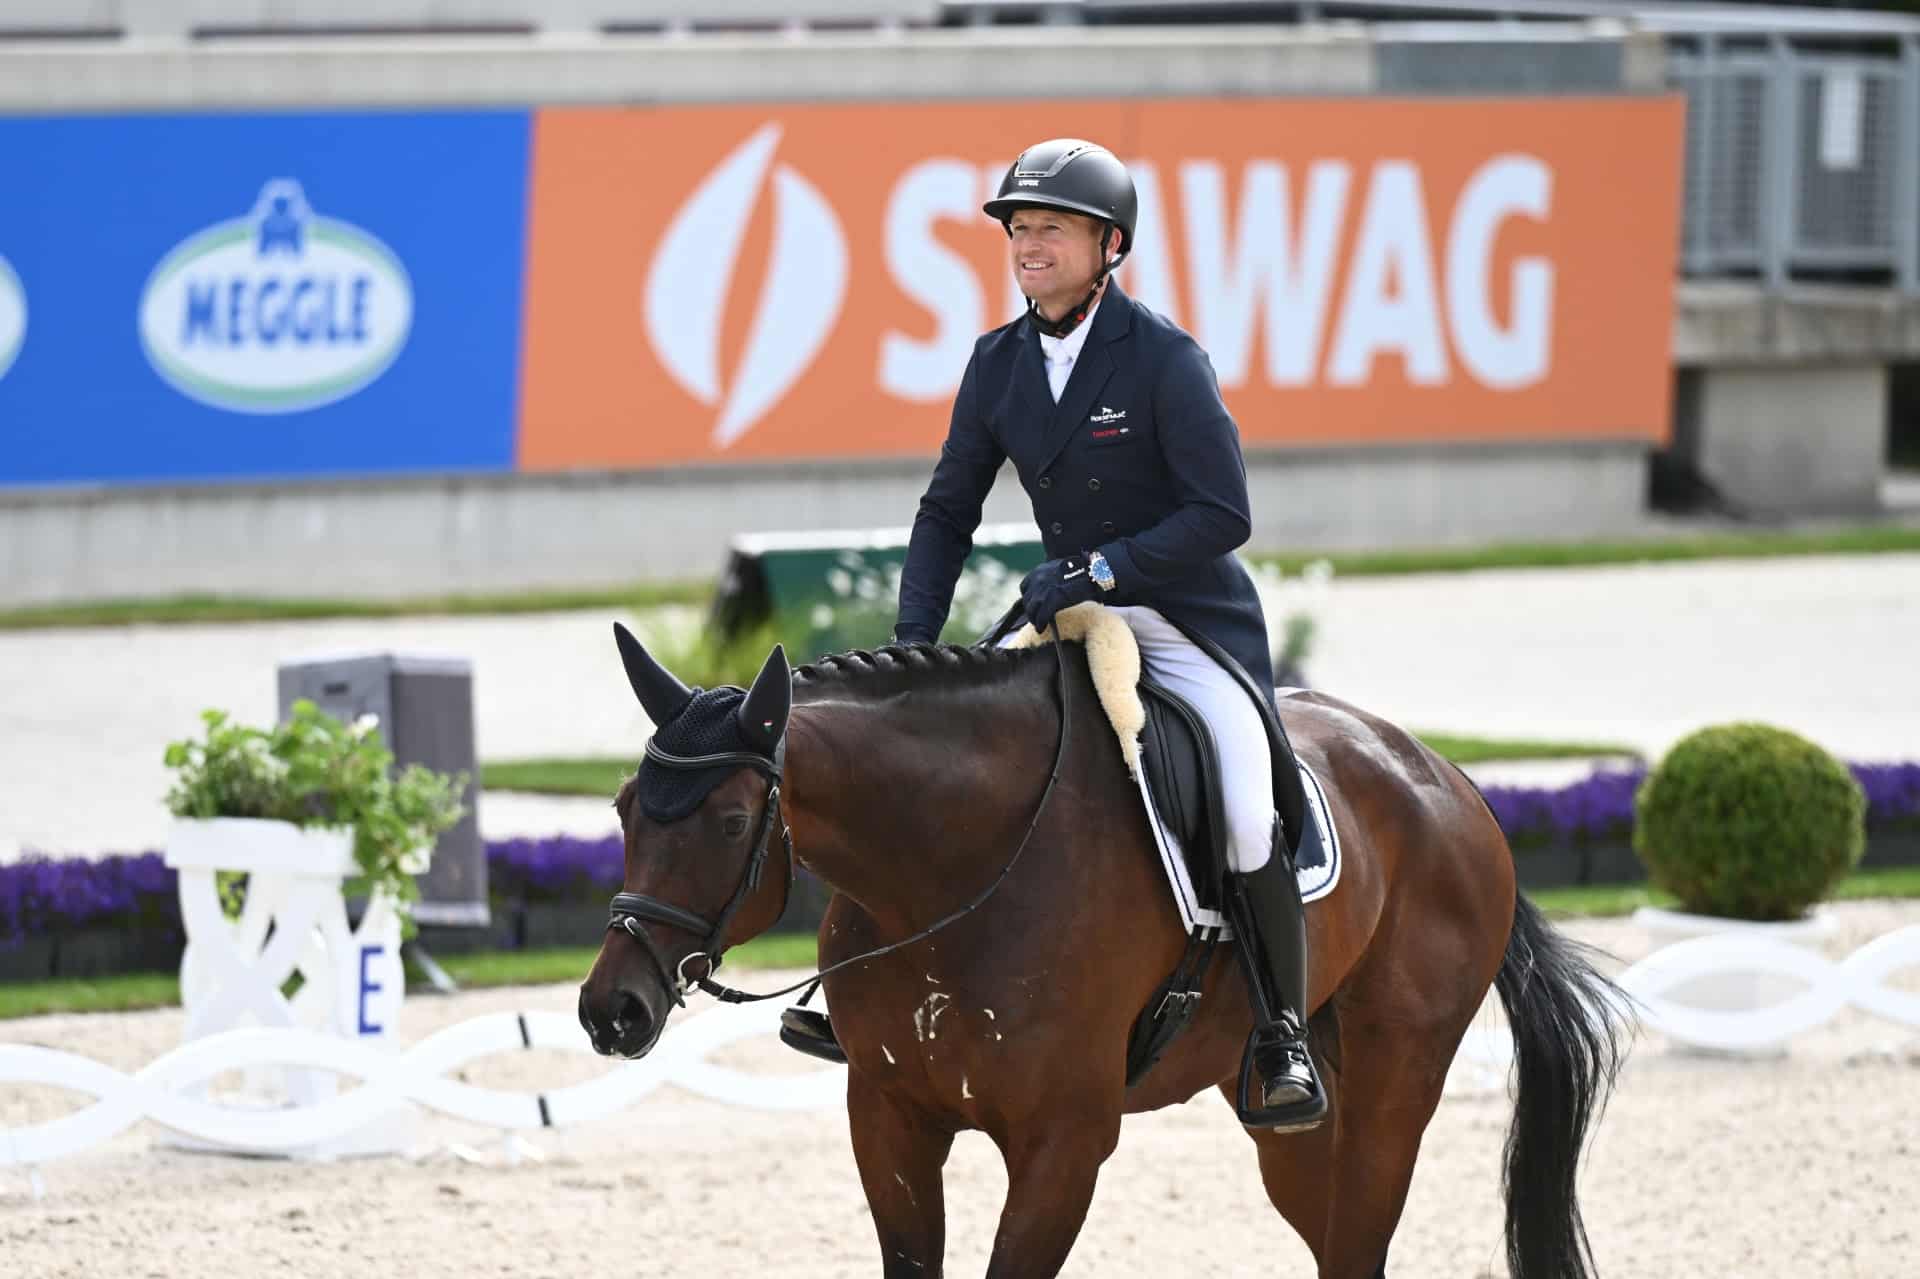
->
xmin=578 ymin=622 xmax=794 ymax=1059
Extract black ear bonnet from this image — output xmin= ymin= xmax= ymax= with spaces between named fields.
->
xmin=637 ymin=684 xmax=770 ymax=824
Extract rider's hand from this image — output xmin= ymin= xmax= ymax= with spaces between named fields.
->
xmin=892 ymin=622 xmax=939 ymax=646
xmin=1019 ymin=557 xmax=1100 ymax=634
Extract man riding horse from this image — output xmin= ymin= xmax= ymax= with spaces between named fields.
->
xmin=781 ymin=137 xmax=1326 ymax=1131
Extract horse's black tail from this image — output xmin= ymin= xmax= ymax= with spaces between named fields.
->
xmin=1494 ymin=894 xmax=1631 ymax=1279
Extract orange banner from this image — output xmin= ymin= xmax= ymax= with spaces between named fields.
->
xmin=517 ymin=97 xmax=1683 ymax=470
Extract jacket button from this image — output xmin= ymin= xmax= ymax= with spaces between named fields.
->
xmin=1050 ymin=521 xmax=1064 ymax=535
xmin=1087 ymin=478 xmax=1102 ymax=492
xmin=1102 ymin=521 xmax=1116 ymax=534
xmin=1037 ymin=475 xmax=1052 ymax=489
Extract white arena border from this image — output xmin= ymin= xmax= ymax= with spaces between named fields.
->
xmin=1454 ymin=923 xmax=1920 ymax=1080
xmin=0 ymin=998 xmax=841 ymax=1173
xmin=6 ymin=927 xmax=1918 ymax=1175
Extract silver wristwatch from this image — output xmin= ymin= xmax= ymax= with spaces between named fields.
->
xmin=1087 ymin=549 xmax=1117 ymax=593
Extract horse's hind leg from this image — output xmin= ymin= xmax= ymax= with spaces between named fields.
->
xmin=848 ymin=1074 xmax=956 ymax=1278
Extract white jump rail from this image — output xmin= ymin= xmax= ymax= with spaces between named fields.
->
xmin=1453 ymin=923 xmax=1920 ymax=1081
xmin=7 ymin=927 xmax=1919 ymax=1177
xmin=1 ymin=997 xmax=842 ymax=1175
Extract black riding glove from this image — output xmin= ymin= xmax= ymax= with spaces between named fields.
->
xmin=892 ymin=621 xmax=939 ymax=646
xmin=1019 ymin=557 xmax=1100 ymax=634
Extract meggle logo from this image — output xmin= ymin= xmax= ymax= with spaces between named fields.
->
xmin=139 ymin=179 xmax=413 ymax=413
xmin=0 ymin=254 xmax=25 ymax=381
xmin=644 ymin=124 xmax=848 ymax=449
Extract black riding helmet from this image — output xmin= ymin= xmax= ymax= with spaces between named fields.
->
xmin=985 ymin=138 xmax=1138 ymax=337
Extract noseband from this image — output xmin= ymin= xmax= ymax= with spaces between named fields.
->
xmin=606 ymin=737 xmax=793 ymax=1008
xmin=606 ymin=640 xmax=1073 ymax=1009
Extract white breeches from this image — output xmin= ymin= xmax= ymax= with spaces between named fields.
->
xmin=1006 ymin=604 xmax=1278 ymax=873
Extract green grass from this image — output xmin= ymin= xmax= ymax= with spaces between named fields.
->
xmin=1412 ymin=734 xmax=1642 ymax=766
xmin=0 ymin=932 xmax=824 ymax=1020
xmin=0 ymin=580 xmax=711 ymax=631
xmin=5 ymin=868 xmax=1916 ymax=1019
xmin=1527 ymin=864 xmax=1920 ymax=919
xmin=7 ymin=525 xmax=1918 ymax=632
xmin=484 ymin=734 xmax=1644 ymax=798
xmin=0 ymin=971 xmax=181 ymax=1020
xmin=1248 ymin=525 xmax=1920 ymax=579
xmin=481 ymin=758 xmax=634 ymax=798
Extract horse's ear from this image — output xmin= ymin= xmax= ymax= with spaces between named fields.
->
xmin=613 ymin=621 xmax=694 ymax=725
xmin=735 ymin=644 xmax=791 ymax=752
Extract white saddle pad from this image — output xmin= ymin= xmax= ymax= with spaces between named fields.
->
xmin=1005 ymin=603 xmax=1345 ymax=938
xmin=1136 ymin=751 xmax=1343 ymax=937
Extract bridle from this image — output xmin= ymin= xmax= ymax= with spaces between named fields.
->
xmin=605 ymin=639 xmax=1074 ymax=1008
xmin=606 ymin=736 xmax=792 ymax=1009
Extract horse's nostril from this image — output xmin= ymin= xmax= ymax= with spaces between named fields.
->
xmin=613 ymin=989 xmax=654 ymax=1046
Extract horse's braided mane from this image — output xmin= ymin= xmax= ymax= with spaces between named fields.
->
xmin=613 ymin=643 xmax=1049 ymax=826
xmin=791 ymin=640 xmax=1045 ymax=696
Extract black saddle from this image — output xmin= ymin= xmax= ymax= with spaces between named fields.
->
xmin=1136 ymin=623 xmax=1321 ymax=914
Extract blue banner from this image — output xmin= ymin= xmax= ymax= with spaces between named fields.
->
xmin=0 ymin=111 xmax=529 ymax=487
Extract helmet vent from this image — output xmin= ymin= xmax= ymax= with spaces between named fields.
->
xmin=1014 ymin=141 xmax=1096 ymax=180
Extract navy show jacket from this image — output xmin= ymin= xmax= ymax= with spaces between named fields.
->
xmin=897 ymin=280 xmax=1276 ymax=696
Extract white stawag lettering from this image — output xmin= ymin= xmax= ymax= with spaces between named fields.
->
xmin=1180 ymin=160 xmax=1349 ymax=386
xmin=1447 ymin=156 xmax=1554 ymax=389
xmin=878 ymin=152 xmax=1553 ymax=397
xmin=0 ymin=254 xmax=24 ymax=381
xmin=645 ymin=123 xmax=848 ymax=447
xmin=1327 ymin=160 xmax=1448 ymax=387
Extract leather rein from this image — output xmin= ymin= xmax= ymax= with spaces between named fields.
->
xmin=606 ymin=641 xmax=1073 ymax=1008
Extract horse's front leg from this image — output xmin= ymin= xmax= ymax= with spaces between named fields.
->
xmin=849 ymin=1071 xmax=956 ymax=1278
xmin=984 ymin=1105 xmax=1123 ymax=1279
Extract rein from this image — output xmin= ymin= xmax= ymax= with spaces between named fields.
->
xmin=606 ymin=640 xmax=1074 ymax=1007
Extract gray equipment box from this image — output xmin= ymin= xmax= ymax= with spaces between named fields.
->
xmin=276 ymin=652 xmax=487 ymax=927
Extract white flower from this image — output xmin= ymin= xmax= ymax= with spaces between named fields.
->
xmin=810 ymin=604 xmax=835 ymax=630
xmin=352 ymin=713 xmax=380 ymax=738
xmin=826 ymin=569 xmax=854 ymax=598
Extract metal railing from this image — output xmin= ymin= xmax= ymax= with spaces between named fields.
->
xmin=1671 ymin=33 xmax=1920 ymax=292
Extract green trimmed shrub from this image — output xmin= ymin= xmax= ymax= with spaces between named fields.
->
xmin=1633 ymin=722 xmax=1866 ymax=920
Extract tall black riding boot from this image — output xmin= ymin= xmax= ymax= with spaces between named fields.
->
xmin=1224 ymin=824 xmax=1328 ymax=1132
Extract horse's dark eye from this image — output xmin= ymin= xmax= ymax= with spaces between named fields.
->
xmin=723 ymin=814 xmax=750 ymax=838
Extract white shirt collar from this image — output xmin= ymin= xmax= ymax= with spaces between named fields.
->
xmin=1035 ymin=290 xmax=1103 ymax=401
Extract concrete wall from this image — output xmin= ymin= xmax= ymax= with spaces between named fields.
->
xmin=0 ymin=443 xmax=1649 ymax=605
xmin=1672 ymin=283 xmax=1920 ymax=515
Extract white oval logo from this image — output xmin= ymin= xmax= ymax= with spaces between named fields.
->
xmin=644 ymin=124 xmax=848 ymax=450
xmin=0 ymin=253 xmax=25 ymax=381
xmin=139 ymin=179 xmax=413 ymax=414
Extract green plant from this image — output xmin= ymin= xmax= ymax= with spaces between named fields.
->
xmin=1633 ymin=722 xmax=1866 ymax=921
xmin=163 ymin=701 xmax=467 ymax=935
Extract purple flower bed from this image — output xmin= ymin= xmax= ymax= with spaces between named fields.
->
xmin=1482 ymin=761 xmax=1920 ymax=852
xmin=487 ymin=834 xmax=624 ymax=902
xmin=2 ymin=760 xmax=1915 ymax=949
xmin=1481 ymin=768 xmax=1647 ymax=850
xmin=0 ymin=852 xmax=178 ymax=951
xmin=1852 ymin=762 xmax=1920 ymax=830
xmin=0 ymin=836 xmax=627 ymax=949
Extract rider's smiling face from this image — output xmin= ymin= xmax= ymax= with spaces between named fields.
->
xmin=1008 ymin=207 xmax=1115 ymax=322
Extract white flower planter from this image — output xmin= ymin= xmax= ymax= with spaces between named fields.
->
xmin=1631 ymin=904 xmax=1839 ymax=1058
xmin=163 ymin=817 xmax=418 ymax=1158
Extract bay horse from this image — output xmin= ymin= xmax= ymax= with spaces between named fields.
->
xmin=579 ymin=622 xmax=1628 ymax=1278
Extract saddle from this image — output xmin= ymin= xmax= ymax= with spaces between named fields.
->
xmin=1136 ymin=620 xmax=1327 ymax=912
